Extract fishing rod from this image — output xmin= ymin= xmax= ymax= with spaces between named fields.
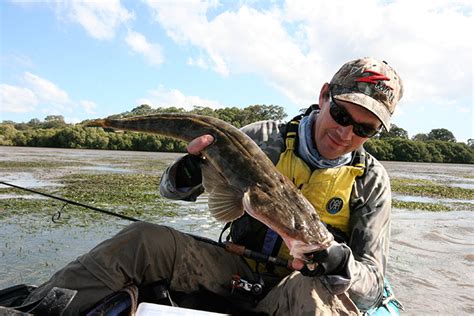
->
xmin=0 ymin=181 xmax=140 ymax=222
xmin=0 ymin=181 xmax=292 ymax=269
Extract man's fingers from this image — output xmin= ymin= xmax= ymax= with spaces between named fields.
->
xmin=187 ymin=134 xmax=214 ymax=155
xmin=292 ymin=258 xmax=305 ymax=270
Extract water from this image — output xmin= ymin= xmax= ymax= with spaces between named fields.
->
xmin=0 ymin=146 xmax=473 ymax=315
xmin=0 ymin=172 xmax=62 ymax=189
xmin=388 ymin=210 xmax=473 ymax=315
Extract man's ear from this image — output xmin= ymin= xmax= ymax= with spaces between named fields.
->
xmin=319 ymin=83 xmax=330 ymax=109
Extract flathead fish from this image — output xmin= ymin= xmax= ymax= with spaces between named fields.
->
xmin=88 ymin=114 xmax=333 ymax=255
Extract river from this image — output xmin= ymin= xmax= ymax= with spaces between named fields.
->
xmin=0 ymin=146 xmax=473 ymax=315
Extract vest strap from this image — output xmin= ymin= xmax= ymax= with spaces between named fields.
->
xmin=261 ymin=229 xmax=279 ymax=256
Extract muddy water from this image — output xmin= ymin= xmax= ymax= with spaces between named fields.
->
xmin=1 ymin=147 xmax=473 ymax=315
xmin=388 ymin=210 xmax=473 ymax=315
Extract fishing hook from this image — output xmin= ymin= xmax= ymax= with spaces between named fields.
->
xmin=52 ymin=202 xmax=69 ymax=223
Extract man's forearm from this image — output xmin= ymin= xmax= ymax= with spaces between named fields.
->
xmin=159 ymin=155 xmax=204 ymax=201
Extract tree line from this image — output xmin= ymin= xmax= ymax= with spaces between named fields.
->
xmin=1 ymin=104 xmax=473 ymax=164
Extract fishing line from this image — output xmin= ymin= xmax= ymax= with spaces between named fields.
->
xmin=0 ymin=181 xmax=140 ymax=222
xmin=0 ymin=181 xmax=292 ymax=269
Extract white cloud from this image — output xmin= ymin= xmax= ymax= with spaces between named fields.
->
xmin=63 ymin=116 xmax=82 ymax=124
xmin=24 ymin=72 xmax=70 ymax=107
xmin=187 ymin=56 xmax=209 ymax=70
xmin=144 ymin=0 xmax=472 ymax=112
xmin=55 ymin=0 xmax=134 ymax=40
xmin=0 ymin=54 xmax=34 ymax=69
xmin=80 ymin=100 xmax=97 ymax=114
xmin=136 ymin=85 xmax=223 ymax=110
xmin=1 ymin=73 xmax=99 ymax=117
xmin=125 ymin=30 xmax=164 ymax=66
xmin=0 ymin=84 xmax=38 ymax=113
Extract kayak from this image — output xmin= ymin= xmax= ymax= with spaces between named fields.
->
xmin=0 ymin=281 xmax=258 ymax=316
xmin=0 ymin=278 xmax=402 ymax=315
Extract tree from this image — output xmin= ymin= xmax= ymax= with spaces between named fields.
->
xmin=27 ymin=118 xmax=41 ymax=128
xmin=0 ymin=124 xmax=17 ymax=145
xmin=45 ymin=115 xmax=65 ymax=122
xmin=84 ymin=127 xmax=109 ymax=149
xmin=412 ymin=141 xmax=432 ymax=162
xmin=44 ymin=115 xmax=66 ymax=129
xmin=412 ymin=133 xmax=429 ymax=141
xmin=427 ymin=128 xmax=456 ymax=142
xmin=215 ymin=107 xmax=243 ymax=126
xmin=428 ymin=141 xmax=454 ymax=163
xmin=364 ymin=139 xmax=393 ymax=160
xmin=467 ymin=139 xmax=474 ymax=149
xmin=378 ymin=124 xmax=408 ymax=139
xmin=388 ymin=138 xmax=423 ymax=162
xmin=449 ymin=143 xmax=474 ymax=163
xmin=424 ymin=142 xmax=444 ymax=163
xmin=130 ymin=104 xmax=154 ymax=116
xmin=191 ymin=106 xmax=217 ymax=117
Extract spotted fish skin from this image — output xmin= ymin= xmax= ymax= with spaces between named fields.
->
xmin=88 ymin=114 xmax=333 ymax=250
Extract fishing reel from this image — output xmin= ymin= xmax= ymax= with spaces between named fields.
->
xmin=231 ymin=275 xmax=263 ymax=296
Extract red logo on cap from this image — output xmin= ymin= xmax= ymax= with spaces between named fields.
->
xmin=356 ymin=70 xmax=393 ymax=90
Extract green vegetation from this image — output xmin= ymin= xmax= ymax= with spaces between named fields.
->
xmin=391 ymin=178 xmax=474 ymax=200
xmin=0 ymin=198 xmax=56 ymax=219
xmin=390 ymin=177 xmax=473 ymax=212
xmin=59 ymin=173 xmax=173 ymax=212
xmin=0 ymin=172 xmax=179 ymax=225
xmin=0 ymin=104 xmax=285 ymax=153
xmin=365 ymin=137 xmax=473 ymax=164
xmin=2 ymin=105 xmax=473 ymax=164
xmin=392 ymin=200 xmax=451 ymax=212
xmin=365 ymin=124 xmax=474 ymax=163
xmin=0 ymin=160 xmax=87 ymax=170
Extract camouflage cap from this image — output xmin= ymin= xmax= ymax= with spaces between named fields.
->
xmin=330 ymin=57 xmax=403 ymax=131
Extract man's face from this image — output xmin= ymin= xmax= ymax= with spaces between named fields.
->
xmin=314 ymin=84 xmax=382 ymax=160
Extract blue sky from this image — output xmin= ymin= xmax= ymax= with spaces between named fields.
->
xmin=1 ymin=0 xmax=472 ymax=142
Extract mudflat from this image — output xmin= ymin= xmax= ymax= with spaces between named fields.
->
xmin=1 ymin=146 xmax=473 ymax=315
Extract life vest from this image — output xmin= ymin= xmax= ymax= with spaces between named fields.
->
xmin=230 ymin=112 xmax=366 ymax=277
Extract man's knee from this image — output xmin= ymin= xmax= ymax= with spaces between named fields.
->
xmin=119 ymin=222 xmax=175 ymax=243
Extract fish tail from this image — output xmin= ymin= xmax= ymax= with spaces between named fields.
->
xmin=86 ymin=119 xmax=108 ymax=128
xmin=86 ymin=114 xmax=231 ymax=143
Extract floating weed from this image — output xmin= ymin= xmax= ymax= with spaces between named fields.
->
xmin=392 ymin=199 xmax=451 ymax=212
xmin=132 ymin=161 xmax=171 ymax=172
xmin=391 ymin=178 xmax=474 ymax=200
xmin=0 ymin=187 xmax=37 ymax=197
xmin=0 ymin=160 xmax=87 ymax=170
xmin=0 ymin=172 xmax=182 ymax=224
xmin=449 ymin=202 xmax=474 ymax=212
xmin=58 ymin=173 xmax=169 ymax=205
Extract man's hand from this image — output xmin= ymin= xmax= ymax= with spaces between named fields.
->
xmin=291 ymin=241 xmax=351 ymax=277
xmin=174 ymin=135 xmax=214 ymax=188
xmin=187 ymin=134 xmax=214 ymax=155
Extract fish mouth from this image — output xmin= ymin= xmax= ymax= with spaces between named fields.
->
xmin=288 ymin=240 xmax=325 ymax=261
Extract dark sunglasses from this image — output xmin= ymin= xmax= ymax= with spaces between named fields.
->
xmin=329 ymin=95 xmax=381 ymax=138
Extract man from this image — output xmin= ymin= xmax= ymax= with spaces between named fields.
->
xmin=22 ymin=57 xmax=403 ymax=315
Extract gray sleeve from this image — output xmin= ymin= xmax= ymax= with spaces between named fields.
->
xmin=240 ymin=120 xmax=286 ymax=164
xmin=159 ymin=155 xmax=204 ymax=202
xmin=320 ymin=155 xmax=391 ymax=311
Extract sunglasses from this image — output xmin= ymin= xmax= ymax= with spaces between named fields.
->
xmin=329 ymin=95 xmax=381 ymax=138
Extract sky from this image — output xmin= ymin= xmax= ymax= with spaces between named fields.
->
xmin=0 ymin=0 xmax=472 ymax=142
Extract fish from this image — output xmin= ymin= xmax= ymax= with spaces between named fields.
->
xmin=87 ymin=114 xmax=333 ymax=256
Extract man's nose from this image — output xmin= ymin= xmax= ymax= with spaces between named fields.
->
xmin=337 ymin=125 xmax=353 ymax=140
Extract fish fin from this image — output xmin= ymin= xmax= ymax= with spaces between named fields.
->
xmin=208 ymin=188 xmax=244 ymax=222
xmin=201 ymin=162 xmax=244 ymax=222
